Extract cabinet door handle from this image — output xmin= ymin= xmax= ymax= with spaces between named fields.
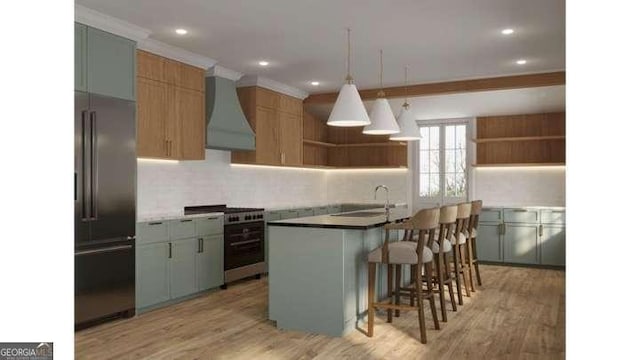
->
xmin=180 ymin=219 xmax=193 ymax=223
xmin=168 ymin=242 xmax=172 ymax=258
xmin=500 ymin=223 xmax=506 ymax=235
xmin=539 ymin=224 xmax=543 ymax=237
xmin=513 ymin=209 xmax=528 ymax=213
xmin=199 ymin=238 xmax=203 ymax=253
xmin=149 ymin=222 xmax=163 ymax=225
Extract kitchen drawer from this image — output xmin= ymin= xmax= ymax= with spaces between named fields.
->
xmin=169 ymin=219 xmax=196 ymax=240
xmin=297 ymin=208 xmax=314 ymax=217
xmin=327 ymin=205 xmax=341 ymax=214
xmin=195 ymin=216 xmax=223 ymax=236
xmin=479 ymin=208 xmax=502 ymax=223
xmin=313 ymin=206 xmax=329 ymax=216
xmin=137 ymin=221 xmax=169 ymax=245
xmin=540 ymin=209 xmax=565 ymax=224
xmin=280 ymin=209 xmax=300 ymax=220
xmin=503 ymin=208 xmax=539 ymax=224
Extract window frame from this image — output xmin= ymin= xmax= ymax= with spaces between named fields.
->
xmin=412 ymin=118 xmax=472 ymax=207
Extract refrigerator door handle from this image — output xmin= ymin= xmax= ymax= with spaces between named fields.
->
xmin=90 ymin=111 xmax=98 ymax=221
xmin=81 ymin=110 xmax=90 ymax=221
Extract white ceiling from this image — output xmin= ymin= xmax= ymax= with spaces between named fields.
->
xmin=305 ymin=85 xmax=565 ymax=121
xmin=75 ymin=0 xmax=565 ymax=94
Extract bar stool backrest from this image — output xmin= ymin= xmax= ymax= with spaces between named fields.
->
xmin=438 ymin=205 xmax=458 ymax=245
xmin=455 ymin=203 xmax=472 ymax=245
xmin=382 ymin=207 xmax=439 ymax=264
xmin=469 ymin=200 xmax=483 ymax=236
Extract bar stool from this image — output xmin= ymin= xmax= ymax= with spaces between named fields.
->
xmin=451 ymin=202 xmax=473 ymax=305
xmin=401 ymin=205 xmax=458 ymax=322
xmin=367 ymin=208 xmax=440 ymax=344
xmin=467 ymin=200 xmax=483 ymax=290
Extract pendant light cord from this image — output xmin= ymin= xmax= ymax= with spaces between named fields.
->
xmin=345 ymin=28 xmax=353 ymax=83
xmin=403 ymin=66 xmax=410 ymax=109
xmin=377 ymin=50 xmax=385 ymax=98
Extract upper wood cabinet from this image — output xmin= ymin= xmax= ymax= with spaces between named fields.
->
xmin=136 ymin=50 xmax=205 ymax=160
xmin=473 ymin=112 xmax=565 ymax=167
xmin=232 ymin=87 xmax=303 ymax=166
xmin=74 ymin=23 xmax=136 ymax=100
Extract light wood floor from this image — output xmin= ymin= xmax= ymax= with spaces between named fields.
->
xmin=75 ymin=265 xmax=565 ymax=359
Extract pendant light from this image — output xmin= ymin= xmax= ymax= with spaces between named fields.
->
xmin=390 ymin=66 xmax=421 ymax=141
xmin=363 ymin=50 xmax=400 ymax=135
xmin=327 ymin=28 xmax=371 ymax=127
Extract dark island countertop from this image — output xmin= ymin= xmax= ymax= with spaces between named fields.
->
xmin=267 ymin=208 xmax=411 ymax=230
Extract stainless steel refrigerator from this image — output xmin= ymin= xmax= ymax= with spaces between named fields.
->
xmin=75 ymin=91 xmax=136 ymax=328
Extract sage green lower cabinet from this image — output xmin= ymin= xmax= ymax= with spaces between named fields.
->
xmin=169 ymin=238 xmax=198 ymax=299
xmin=503 ymin=224 xmax=539 ymax=264
xmin=264 ymin=212 xmax=283 ymax=273
xmin=313 ymin=207 xmax=328 ymax=215
xmin=136 ymin=242 xmax=170 ymax=309
xmin=540 ymin=225 xmax=566 ymax=266
xmin=197 ymin=235 xmax=224 ymax=291
xmin=297 ymin=208 xmax=314 ymax=217
xmin=476 ymin=223 xmax=502 ymax=262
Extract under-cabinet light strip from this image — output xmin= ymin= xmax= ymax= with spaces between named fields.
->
xmin=229 ymin=164 xmax=408 ymax=172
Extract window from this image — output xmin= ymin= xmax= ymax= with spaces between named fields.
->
xmin=416 ymin=122 xmax=468 ymax=204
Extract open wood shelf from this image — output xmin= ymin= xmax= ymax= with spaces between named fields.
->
xmin=475 ymin=112 xmax=565 ymax=166
xmin=472 ymin=135 xmax=565 ymax=143
xmin=303 ymin=139 xmax=337 ymax=147
xmin=472 ymin=162 xmax=565 ymax=167
xmin=303 ymin=139 xmax=407 ymax=147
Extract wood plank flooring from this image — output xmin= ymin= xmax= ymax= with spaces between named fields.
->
xmin=75 ymin=265 xmax=565 ymax=359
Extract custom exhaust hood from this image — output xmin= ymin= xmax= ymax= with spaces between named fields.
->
xmin=205 ymin=66 xmax=255 ymax=151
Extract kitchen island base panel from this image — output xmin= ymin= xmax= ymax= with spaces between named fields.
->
xmin=268 ymin=225 xmax=405 ymax=337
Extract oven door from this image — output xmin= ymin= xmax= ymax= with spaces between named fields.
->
xmin=224 ymin=221 xmax=264 ymax=270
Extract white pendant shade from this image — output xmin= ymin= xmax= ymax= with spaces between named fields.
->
xmin=390 ymin=104 xmax=421 ymax=141
xmin=363 ymin=98 xmax=400 ymax=134
xmin=327 ymin=83 xmax=371 ymax=127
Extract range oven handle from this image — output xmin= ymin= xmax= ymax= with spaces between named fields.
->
xmin=75 ymin=244 xmax=132 ymax=256
xmin=229 ymin=239 xmax=261 ymax=247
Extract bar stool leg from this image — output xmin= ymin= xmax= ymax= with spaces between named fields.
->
xmin=443 ymin=251 xmax=457 ymax=311
xmin=367 ymin=262 xmax=376 ymax=337
xmin=414 ymin=262 xmax=427 ymax=344
xmin=466 ymin=240 xmax=476 ymax=292
xmin=435 ymin=253 xmax=447 ymax=322
xmin=472 ymin=238 xmax=482 ymax=286
xmin=387 ymin=264 xmax=394 ymax=323
xmin=459 ymin=244 xmax=472 ymax=298
xmin=394 ymin=264 xmax=401 ymax=317
xmin=425 ymin=262 xmax=440 ymax=330
xmin=452 ymin=245 xmax=464 ymax=306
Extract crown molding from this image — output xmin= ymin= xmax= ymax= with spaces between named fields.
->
xmin=75 ymin=4 xmax=151 ymax=42
xmin=237 ymin=75 xmax=308 ymax=100
xmin=138 ymin=38 xmax=217 ymax=69
xmin=205 ymin=66 xmax=244 ymax=81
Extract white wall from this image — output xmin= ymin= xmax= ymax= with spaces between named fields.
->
xmin=325 ymin=170 xmax=410 ymax=206
xmin=471 ymin=167 xmax=565 ymax=207
xmin=137 ymin=150 xmax=328 ymax=218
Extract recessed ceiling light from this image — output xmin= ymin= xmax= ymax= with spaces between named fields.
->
xmin=501 ymin=28 xmax=514 ymax=35
xmin=516 ymin=59 xmax=527 ymax=65
xmin=258 ymin=61 xmax=269 ymax=66
xmin=175 ymin=28 xmax=188 ymax=35
xmin=311 ymin=81 xmax=320 ymax=86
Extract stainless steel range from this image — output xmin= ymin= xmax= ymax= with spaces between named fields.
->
xmin=184 ymin=205 xmax=265 ymax=288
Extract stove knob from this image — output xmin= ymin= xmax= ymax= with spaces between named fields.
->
xmin=252 ymin=215 xmax=257 ymax=219
xmin=258 ymin=214 xmax=263 ymax=219
xmin=245 ymin=215 xmax=251 ymax=220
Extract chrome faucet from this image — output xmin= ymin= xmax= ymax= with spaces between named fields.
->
xmin=374 ymin=185 xmax=390 ymax=218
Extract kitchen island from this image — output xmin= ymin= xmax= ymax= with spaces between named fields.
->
xmin=267 ymin=208 xmax=411 ymax=337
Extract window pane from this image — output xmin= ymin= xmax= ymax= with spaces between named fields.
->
xmin=420 ymin=151 xmax=429 ymax=173
xmin=419 ymin=174 xmax=428 ymax=197
xmin=445 ymin=149 xmax=455 ymax=173
xmin=457 ymin=149 xmax=466 ymax=173
xmin=445 ymin=126 xmax=455 ymax=149
xmin=445 ymin=173 xmax=456 ymax=196
xmin=456 ymin=125 xmax=466 ymax=148
xmin=419 ymin=128 xmax=429 ymax=150
xmin=455 ymin=172 xmax=466 ymax=196
xmin=430 ymin=127 xmax=439 ymax=150
xmin=429 ymin=174 xmax=440 ymax=197
xmin=429 ymin=151 xmax=439 ymax=172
